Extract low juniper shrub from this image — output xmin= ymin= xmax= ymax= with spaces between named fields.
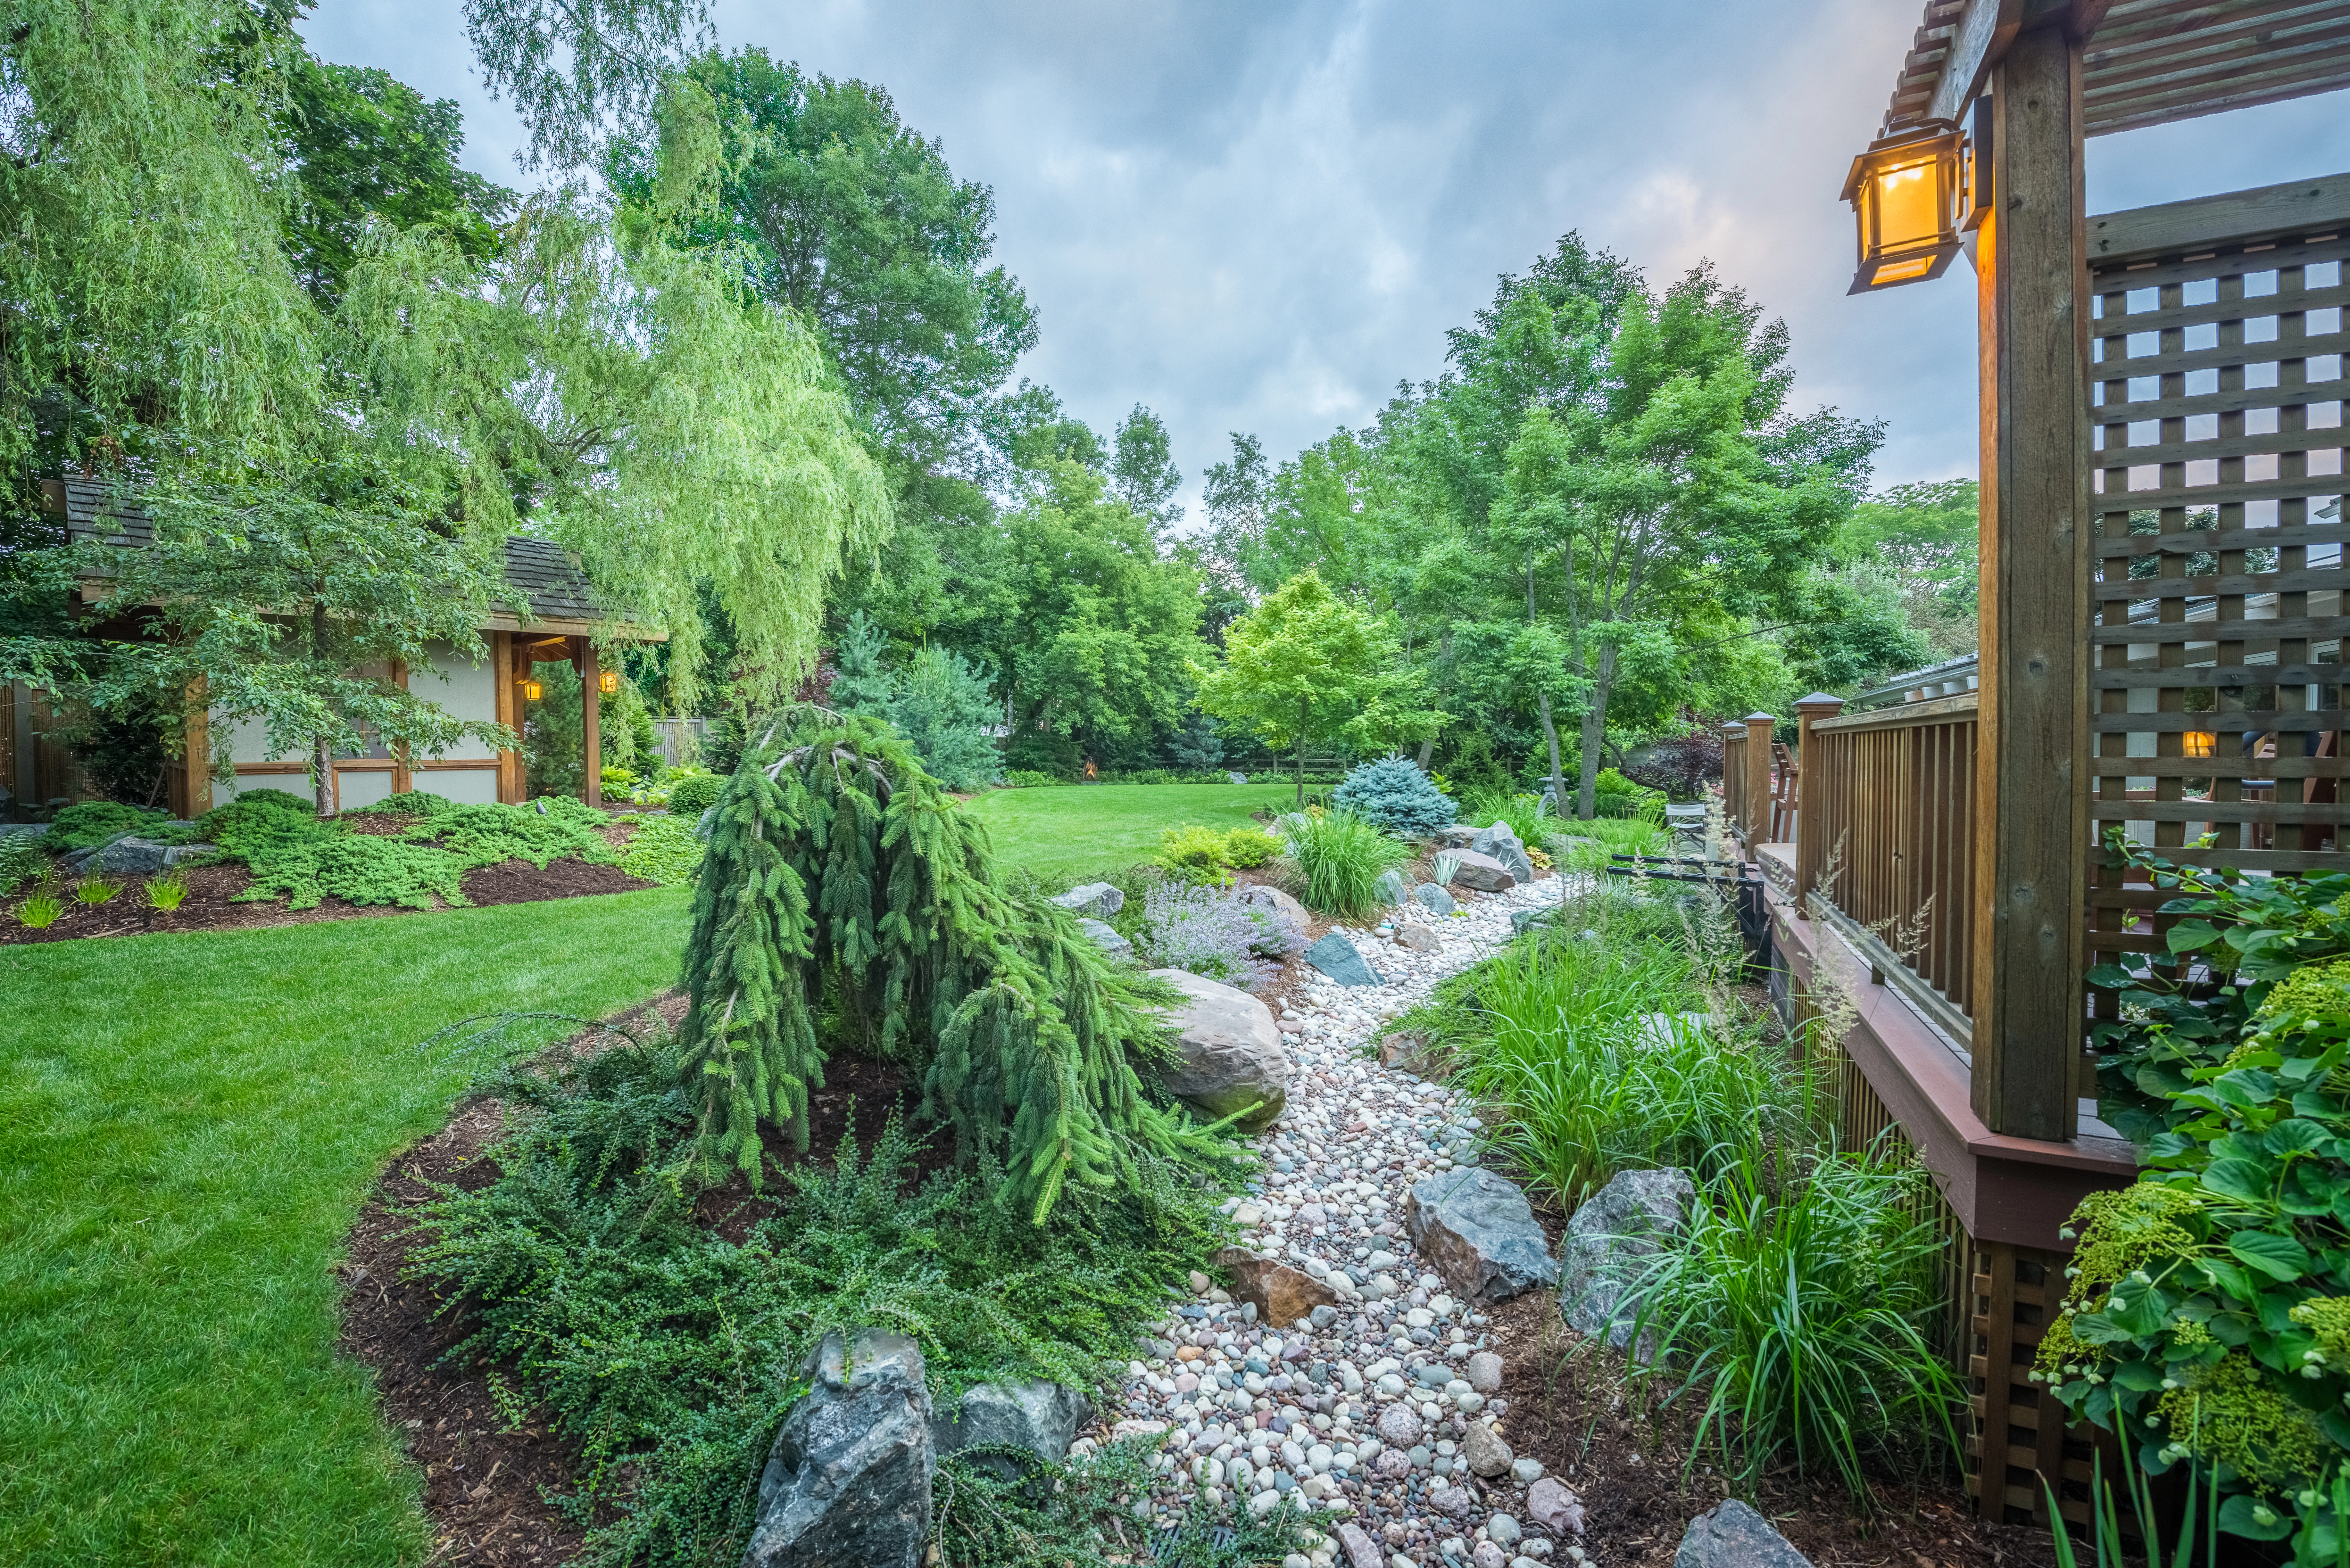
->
xmin=1329 ymin=755 xmax=1456 ymax=837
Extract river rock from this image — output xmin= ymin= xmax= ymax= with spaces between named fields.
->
xmin=1446 ymin=849 xmax=1515 ymax=893
xmin=1079 ymin=917 xmax=1133 ymax=956
xmin=1336 ymin=1522 xmax=1386 ymax=1568
xmin=1461 ymin=1421 xmax=1513 ymax=1478
xmin=1673 ymin=1500 xmax=1814 ymax=1568
xmin=1053 ymin=882 xmax=1125 ymax=919
xmin=1304 ymin=932 xmax=1383 ymax=986
xmin=1466 ymin=1350 xmax=1504 ymax=1394
xmin=930 ymin=1379 xmax=1092 ymax=1482
xmin=744 ymin=1329 xmax=934 ymax=1568
xmin=1559 ymin=1167 xmax=1694 ymax=1353
xmin=1373 ymin=868 xmax=1408 ymax=905
xmin=1374 ymin=1405 xmax=1424 ymax=1447
xmin=1526 ymin=1477 xmax=1585 ymax=1536
xmin=1412 ymin=881 xmax=1456 ymax=916
xmin=1406 ymin=1167 xmax=1559 ymax=1305
xmin=1378 ymin=1030 xmax=1428 ymax=1070
xmin=1214 ymin=1247 xmax=1339 ymax=1327
xmin=1396 ymin=921 xmax=1442 ymax=953
xmin=1145 ymin=969 xmax=1289 ymax=1130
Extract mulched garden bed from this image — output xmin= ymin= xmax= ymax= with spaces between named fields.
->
xmin=337 ymin=996 xmax=942 ymax=1567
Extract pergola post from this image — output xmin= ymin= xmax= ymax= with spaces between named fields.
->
xmin=1720 ymin=721 xmax=1748 ymax=838
xmin=581 ymin=641 xmax=603 ymax=809
xmin=1742 ymin=712 xmax=1776 ymax=844
xmin=1792 ymin=693 xmax=1845 ymax=911
xmin=1971 ymin=21 xmax=2089 ymax=1142
xmin=492 ymin=631 xmax=521 ymax=804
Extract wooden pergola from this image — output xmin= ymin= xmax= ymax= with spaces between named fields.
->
xmin=1727 ymin=0 xmax=2350 ymax=1526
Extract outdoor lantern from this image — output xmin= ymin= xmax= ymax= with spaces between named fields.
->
xmin=521 ymin=677 xmax=544 ymax=703
xmin=599 ymin=669 xmax=619 ymax=696
xmin=2185 ymin=730 xmax=2219 ymax=758
xmin=1840 ymin=121 xmax=1967 ymax=294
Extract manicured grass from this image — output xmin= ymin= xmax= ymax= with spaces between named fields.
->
xmin=962 ymin=782 xmax=1299 ymax=885
xmin=0 ymin=889 xmax=692 ymax=1567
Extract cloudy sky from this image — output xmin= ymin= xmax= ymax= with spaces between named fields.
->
xmin=305 ymin=1 xmax=2349 ymax=521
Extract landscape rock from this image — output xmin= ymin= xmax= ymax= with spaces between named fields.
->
xmin=1228 ymin=771 xmax=1250 ymax=785
xmin=1240 ymin=884 xmax=1311 ymax=928
xmin=1145 ymin=968 xmax=1290 ymax=1130
xmin=63 ymin=835 xmax=174 ymax=874
xmin=1304 ymin=932 xmax=1383 ymax=987
xmin=1509 ymin=907 xmax=1560 ymax=936
xmin=1407 ymin=1167 xmax=1559 ymax=1305
xmin=1468 ymin=822 xmax=1520 ymax=859
xmin=744 ymin=1330 xmax=933 ymax=1568
xmin=1213 ymin=1247 xmax=1339 ymax=1326
xmin=1373 ymin=868 xmax=1408 ymax=905
xmin=1336 ymin=1522 xmax=1386 ymax=1568
xmin=1559 ymin=1167 xmax=1694 ymax=1353
xmin=1673 ymin=1500 xmax=1814 ymax=1568
xmin=1526 ymin=1477 xmax=1586 ymax=1536
xmin=1446 ymin=849 xmax=1515 ymax=893
xmin=929 ymin=1380 xmax=1091 ymax=1482
xmin=1486 ymin=1514 xmax=1521 ymax=1547
xmin=1378 ymin=1031 xmax=1428 ymax=1070
xmin=1432 ymin=825 xmax=1478 ymax=847
xmin=1374 ymin=1406 xmax=1424 ymax=1447
xmin=1054 ymin=882 xmax=1125 ymax=919
xmin=1511 ymin=1456 xmax=1545 ymax=1486
xmin=1466 ymin=1351 xmax=1504 ymax=1394
xmin=1474 ymin=1543 xmax=1507 ymax=1568
xmin=1078 ymin=917 xmax=1132 ymax=956
xmin=1412 ymin=882 xmax=1457 ymax=917
xmin=1395 ymin=922 xmax=1442 ymax=954
xmin=1461 ymin=1422 xmax=1513 ymax=1478
xmin=1429 ymin=1483 xmax=1474 ymax=1518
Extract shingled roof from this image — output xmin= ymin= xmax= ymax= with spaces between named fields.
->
xmin=58 ymin=475 xmax=635 ymax=634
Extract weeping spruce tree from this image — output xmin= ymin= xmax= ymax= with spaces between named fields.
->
xmin=677 ymin=712 xmax=1238 ymax=1221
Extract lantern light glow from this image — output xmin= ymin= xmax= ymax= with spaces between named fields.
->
xmin=1840 ymin=122 xmax=1968 ymax=295
xmin=522 ymin=678 xmax=544 ymax=702
xmin=599 ymin=669 xmax=619 ymax=695
xmin=2185 ymin=730 xmax=2218 ymax=758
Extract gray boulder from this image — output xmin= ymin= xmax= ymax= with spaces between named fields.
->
xmin=1144 ymin=967 xmax=1289 ymax=1131
xmin=1077 ymin=917 xmax=1132 ymax=957
xmin=1510 ymin=907 xmax=1562 ymax=936
xmin=1239 ymin=884 xmax=1309 ymax=929
xmin=1053 ymin=882 xmax=1125 ymax=919
xmin=1412 ymin=881 xmax=1456 ymax=917
xmin=1432 ymin=825 xmax=1478 ymax=848
xmin=1227 ymin=771 xmax=1249 ymax=785
xmin=745 ymin=1330 xmax=934 ymax=1568
xmin=1372 ymin=868 xmax=1408 ymax=906
xmin=930 ymin=1380 xmax=1092 ymax=1482
xmin=1446 ymin=849 xmax=1515 ymax=893
xmin=1406 ymin=1167 xmax=1558 ymax=1306
xmin=1559 ymin=1167 xmax=1694 ymax=1355
xmin=1674 ymin=1500 xmax=1814 ymax=1568
xmin=1304 ymin=932 xmax=1382 ymax=987
xmin=63 ymin=835 xmax=206 ymax=875
xmin=1473 ymin=824 xmax=1536 ymax=882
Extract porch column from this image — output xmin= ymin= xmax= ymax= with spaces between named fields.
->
xmin=492 ymin=631 xmax=521 ymax=805
xmin=179 ymin=677 xmax=211 ymax=818
xmin=1720 ymin=721 xmax=1747 ymax=839
xmin=1742 ymin=712 xmax=1776 ymax=844
xmin=1792 ymin=693 xmax=1845 ymax=912
xmin=1972 ymin=22 xmax=2090 ymax=1142
xmin=580 ymin=642 xmax=602 ymax=808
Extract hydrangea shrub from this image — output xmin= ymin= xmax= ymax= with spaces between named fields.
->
xmin=1330 ymin=756 xmax=1456 ymax=837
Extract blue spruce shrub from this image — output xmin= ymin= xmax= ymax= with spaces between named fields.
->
xmin=1330 ymin=755 xmax=1456 ymax=836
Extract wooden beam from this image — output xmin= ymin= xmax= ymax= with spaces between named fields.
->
xmin=2087 ymin=171 xmax=2350 ymax=261
xmin=1927 ymin=0 xmax=2025 ymax=126
xmin=581 ymin=640 xmax=602 ymax=809
xmin=1972 ymin=24 xmax=2090 ymax=1143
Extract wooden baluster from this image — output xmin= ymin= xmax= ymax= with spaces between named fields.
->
xmin=1793 ymin=694 xmax=1845 ymax=913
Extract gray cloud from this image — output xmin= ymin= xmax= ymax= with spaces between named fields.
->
xmin=303 ymin=1 xmax=2350 ymax=517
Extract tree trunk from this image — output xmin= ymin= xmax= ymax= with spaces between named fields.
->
xmin=1416 ymin=737 xmax=1435 ymax=771
xmin=1536 ymin=692 xmax=1565 ymax=814
xmin=1575 ymin=644 xmax=1619 ymax=820
xmin=1294 ymin=703 xmax=1308 ymax=809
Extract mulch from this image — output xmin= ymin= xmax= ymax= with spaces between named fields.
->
xmin=336 ymin=998 xmax=941 ymax=1567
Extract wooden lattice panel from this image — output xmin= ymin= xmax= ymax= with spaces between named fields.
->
xmin=2087 ymin=223 xmax=2350 ymax=1013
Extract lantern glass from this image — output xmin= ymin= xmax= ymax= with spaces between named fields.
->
xmin=1841 ymin=127 xmax=1966 ymax=294
xmin=522 ymin=678 xmax=544 ymax=703
xmin=2184 ymin=730 xmax=2218 ymax=759
xmin=598 ymin=669 xmax=619 ymax=696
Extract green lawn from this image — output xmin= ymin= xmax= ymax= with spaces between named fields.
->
xmin=961 ymin=781 xmax=1300 ymax=885
xmin=0 ymin=888 xmax=692 ymax=1567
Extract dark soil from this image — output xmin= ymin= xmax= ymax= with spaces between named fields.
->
xmin=337 ymin=996 xmax=943 ymax=1567
xmin=0 ymin=819 xmax=658 ymax=946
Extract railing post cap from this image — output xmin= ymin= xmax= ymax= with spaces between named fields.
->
xmin=1793 ymin=692 xmax=1845 ymax=712
xmin=1722 ymin=721 xmax=1747 ymax=734
xmin=1743 ymin=711 xmax=1776 ymax=725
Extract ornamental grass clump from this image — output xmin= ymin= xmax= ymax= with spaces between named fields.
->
xmin=1275 ymin=807 xmax=1408 ymax=920
xmin=1329 ymin=755 xmax=1456 ymax=837
xmin=679 ymin=711 xmax=1249 ymax=1220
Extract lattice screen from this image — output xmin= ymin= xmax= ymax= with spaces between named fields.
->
xmin=2087 ymin=223 xmax=2350 ymax=1019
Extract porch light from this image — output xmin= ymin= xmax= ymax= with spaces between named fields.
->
xmin=1840 ymin=122 xmax=1967 ymax=294
xmin=2184 ymin=730 xmax=2218 ymax=758
xmin=598 ymin=670 xmax=619 ymax=696
xmin=521 ymin=677 xmax=544 ymax=703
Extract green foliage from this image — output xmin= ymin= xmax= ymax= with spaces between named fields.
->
xmin=663 ymin=773 xmax=725 ymax=816
xmin=351 ymin=789 xmax=455 ymax=818
xmin=72 ymin=876 xmax=118 ymax=905
xmin=15 ymin=887 xmax=63 ymax=928
xmin=1001 ymin=770 xmax=1061 ymax=788
xmin=617 ymin=813 xmax=705 ymax=886
xmin=678 ymin=713 xmax=1249 ymax=1220
xmin=2089 ymin=836 xmax=2350 ymax=1146
xmin=46 ymin=801 xmax=167 ymax=853
xmin=142 ymin=869 xmax=190 ymax=912
xmin=1154 ymin=825 xmax=1280 ymax=881
xmin=1275 ymin=808 xmax=1410 ymax=920
xmin=1625 ymin=1147 xmax=1963 ymax=1498
xmin=830 ymin=615 xmax=1002 ymax=791
xmin=1462 ymin=786 xmax=1552 ymax=852
xmin=237 ymin=834 xmax=471 ymax=911
xmin=0 ymin=834 xmax=48 ymax=895
xmin=410 ymin=1037 xmax=1238 ymax=1565
xmin=406 ymin=798 xmax=619 ymax=871
xmin=2039 ymin=957 xmax=2350 ymax=1548
xmin=1591 ymin=767 xmax=1663 ymax=821
xmin=1553 ymin=814 xmax=1670 ymax=876
xmin=1329 ymin=755 xmax=1457 ymax=836
xmin=937 ymin=1442 xmax=1312 ymax=1568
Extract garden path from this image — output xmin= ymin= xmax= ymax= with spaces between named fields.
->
xmin=1102 ymin=872 xmax=1582 ymax=1568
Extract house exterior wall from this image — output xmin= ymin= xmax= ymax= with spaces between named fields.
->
xmin=211 ymin=640 xmax=506 ymax=808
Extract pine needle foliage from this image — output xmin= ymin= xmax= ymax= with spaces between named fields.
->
xmin=678 ymin=711 xmax=1244 ymax=1220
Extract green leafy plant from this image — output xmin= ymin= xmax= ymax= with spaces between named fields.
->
xmin=1591 ymin=766 xmax=1665 ymax=821
xmin=349 ymin=789 xmax=454 ymax=818
xmin=663 ymin=772 xmax=724 ymax=816
xmin=1153 ymin=824 xmax=1279 ymax=882
xmin=0 ymin=832 xmax=48 ymax=895
xmin=616 ymin=812 xmax=705 ymax=887
xmin=1274 ymin=807 xmax=1409 ymax=919
xmin=1462 ymin=786 xmax=1551 ymax=850
xmin=16 ymin=886 xmax=63 ymax=929
xmin=1623 ymin=1145 xmax=1963 ymax=1500
xmin=73 ymin=875 xmax=118 ymax=905
xmin=46 ymin=801 xmax=169 ymax=853
xmin=236 ymin=834 xmax=471 ymax=910
xmin=1553 ymin=815 xmax=1670 ymax=876
xmin=403 ymin=798 xmax=618 ymax=871
xmin=1000 ymin=769 xmax=1061 ymax=788
xmin=2038 ymin=956 xmax=2350 ymax=1548
xmin=143 ymin=869 xmax=190 ymax=912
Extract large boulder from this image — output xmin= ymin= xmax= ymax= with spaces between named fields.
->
xmin=1432 ymin=825 xmax=1478 ymax=848
xmin=1144 ymin=968 xmax=1289 ymax=1130
xmin=1558 ymin=1167 xmax=1694 ymax=1354
xmin=1673 ymin=1500 xmax=1814 ymax=1568
xmin=930 ymin=1380 xmax=1092 ymax=1482
xmin=1445 ymin=849 xmax=1515 ymax=893
xmin=1406 ymin=1167 xmax=1558 ymax=1306
xmin=1078 ymin=917 xmax=1132 ymax=957
xmin=1304 ymin=932 xmax=1382 ymax=987
xmin=1053 ymin=882 xmax=1124 ymax=919
xmin=1372 ymin=868 xmax=1408 ymax=906
xmin=1213 ymin=1247 xmax=1339 ymax=1327
xmin=744 ymin=1330 xmax=934 ymax=1568
xmin=62 ymin=834 xmax=208 ymax=875
xmin=1412 ymin=882 xmax=1456 ymax=917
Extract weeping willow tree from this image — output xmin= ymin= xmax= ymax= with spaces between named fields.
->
xmin=678 ymin=712 xmax=1239 ymax=1221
